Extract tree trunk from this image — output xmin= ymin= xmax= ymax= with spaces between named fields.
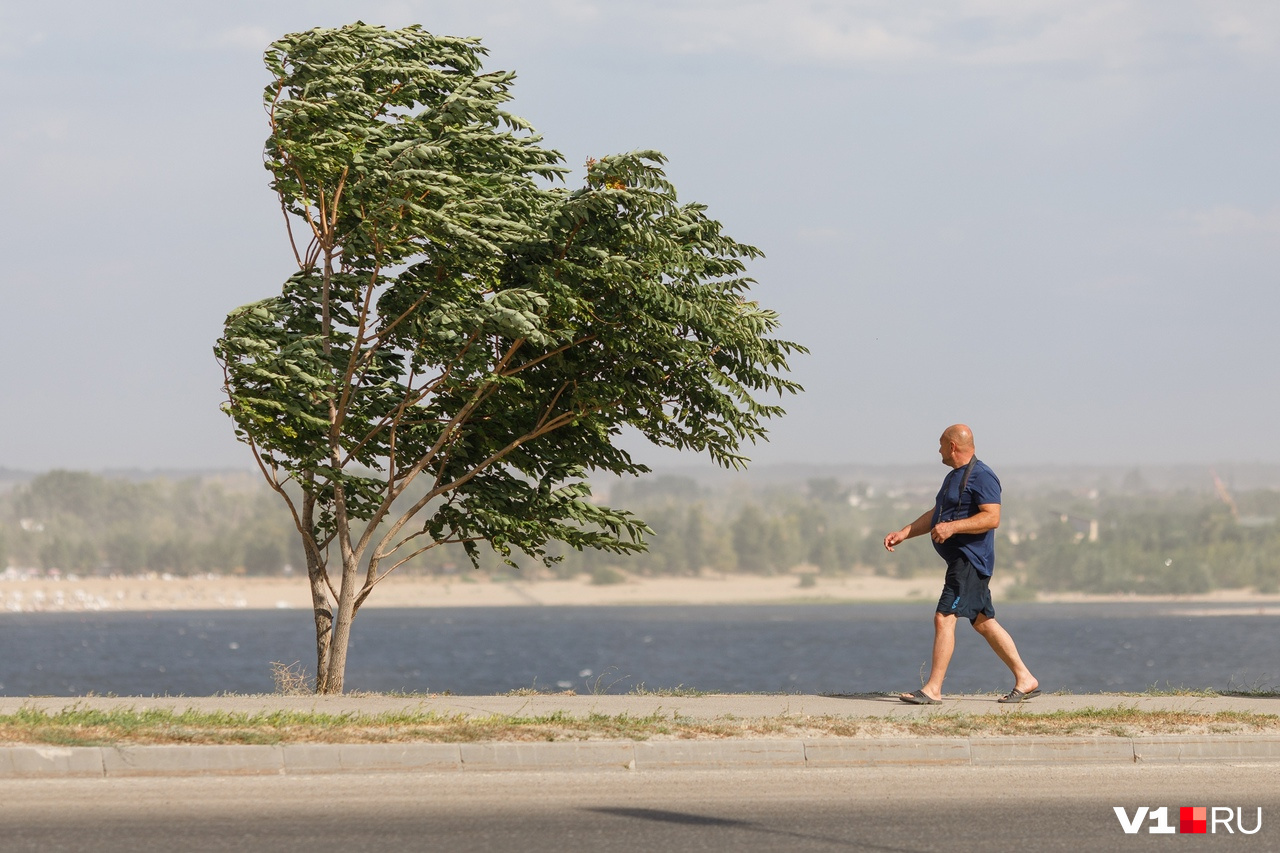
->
xmin=322 ymin=560 xmax=358 ymax=694
xmin=309 ymin=570 xmax=334 ymax=694
xmin=321 ymin=494 xmax=361 ymax=694
xmin=298 ymin=489 xmax=338 ymax=694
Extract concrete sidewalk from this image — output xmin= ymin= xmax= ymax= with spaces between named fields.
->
xmin=4 ymin=690 xmax=1278 ymax=718
xmin=1 ymin=693 xmax=1277 ymax=777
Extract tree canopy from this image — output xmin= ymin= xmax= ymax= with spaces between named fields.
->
xmin=213 ymin=22 xmax=804 ymax=692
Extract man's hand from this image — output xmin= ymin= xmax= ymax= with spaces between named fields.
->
xmin=932 ymin=504 xmax=1000 ymax=544
xmin=885 ymin=510 xmax=935 ymax=552
xmin=883 ymin=528 xmax=910 ymax=552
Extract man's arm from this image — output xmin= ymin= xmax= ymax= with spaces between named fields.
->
xmin=930 ymin=503 xmax=1001 ymax=544
xmin=883 ymin=509 xmax=934 ymax=552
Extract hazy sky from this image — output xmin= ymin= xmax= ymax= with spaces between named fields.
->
xmin=2 ymin=1 xmax=1278 ymax=472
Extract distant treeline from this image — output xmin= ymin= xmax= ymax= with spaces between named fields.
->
xmin=1 ymin=470 xmax=1278 ymax=594
xmin=0 ymin=471 xmax=304 ymax=577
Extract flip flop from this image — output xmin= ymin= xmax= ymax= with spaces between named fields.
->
xmin=899 ymin=689 xmax=941 ymax=705
xmin=998 ymin=687 xmax=1042 ymax=704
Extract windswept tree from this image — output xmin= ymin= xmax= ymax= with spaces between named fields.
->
xmin=214 ymin=23 xmax=804 ymax=693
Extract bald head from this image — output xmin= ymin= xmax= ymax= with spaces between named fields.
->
xmin=938 ymin=424 xmax=975 ymax=467
xmin=942 ymin=424 xmax=974 ymax=449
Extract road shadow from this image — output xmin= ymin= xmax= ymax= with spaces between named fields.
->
xmin=819 ymin=692 xmax=908 ymax=703
xmin=582 ymin=807 xmax=921 ymax=852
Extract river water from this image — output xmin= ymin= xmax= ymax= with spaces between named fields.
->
xmin=0 ymin=603 xmax=1275 ymax=697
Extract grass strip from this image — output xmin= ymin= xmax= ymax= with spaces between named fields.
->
xmin=1 ymin=706 xmax=1278 ymax=747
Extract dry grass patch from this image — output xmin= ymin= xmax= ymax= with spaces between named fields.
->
xmin=0 ymin=706 xmax=1277 ymax=747
xmin=872 ymin=709 xmax=1280 ymax=739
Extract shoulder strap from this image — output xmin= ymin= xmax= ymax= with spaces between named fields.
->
xmin=958 ymin=457 xmax=977 ymax=497
xmin=948 ymin=457 xmax=977 ymax=516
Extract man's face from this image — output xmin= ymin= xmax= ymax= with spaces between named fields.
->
xmin=938 ymin=435 xmax=957 ymax=468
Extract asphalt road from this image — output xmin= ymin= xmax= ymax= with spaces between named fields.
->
xmin=3 ymin=764 xmax=1277 ymax=852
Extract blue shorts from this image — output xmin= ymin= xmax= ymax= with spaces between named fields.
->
xmin=936 ymin=556 xmax=995 ymax=624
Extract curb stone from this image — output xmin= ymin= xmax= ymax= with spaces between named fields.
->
xmin=0 ymin=746 xmax=105 ymax=778
xmin=803 ymin=737 xmax=970 ymax=766
xmin=635 ymin=739 xmax=807 ymax=768
xmin=2 ymin=735 xmax=1280 ymax=778
xmin=1133 ymin=735 xmax=1280 ymax=763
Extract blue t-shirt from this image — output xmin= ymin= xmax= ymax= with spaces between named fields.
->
xmin=930 ymin=458 xmax=1001 ymax=576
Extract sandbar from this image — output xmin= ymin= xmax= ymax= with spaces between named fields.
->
xmin=1 ymin=573 xmax=1277 ymax=613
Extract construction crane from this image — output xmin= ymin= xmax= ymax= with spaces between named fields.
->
xmin=1210 ymin=468 xmax=1240 ymax=522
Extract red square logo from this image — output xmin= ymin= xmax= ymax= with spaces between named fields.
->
xmin=1181 ymin=807 xmax=1207 ymax=834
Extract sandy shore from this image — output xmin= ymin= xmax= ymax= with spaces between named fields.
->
xmin=1 ymin=573 xmax=1278 ymax=613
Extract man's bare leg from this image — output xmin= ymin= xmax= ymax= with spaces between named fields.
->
xmin=972 ymin=614 xmax=1038 ymax=693
xmin=902 ymin=611 xmax=957 ymax=701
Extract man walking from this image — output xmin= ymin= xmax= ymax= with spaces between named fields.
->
xmin=883 ymin=424 xmax=1039 ymax=704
